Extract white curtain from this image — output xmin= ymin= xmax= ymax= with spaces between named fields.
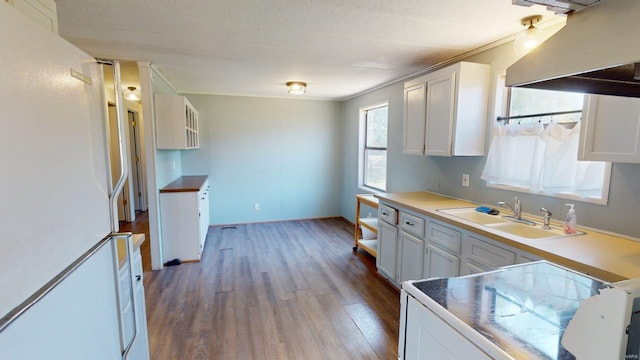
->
xmin=482 ymin=122 xmax=606 ymax=198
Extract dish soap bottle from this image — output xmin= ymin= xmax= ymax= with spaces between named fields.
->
xmin=564 ymin=204 xmax=577 ymax=234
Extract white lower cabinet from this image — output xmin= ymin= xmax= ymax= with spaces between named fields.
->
xmin=399 ymin=231 xmax=425 ymax=283
xmin=199 ymin=184 xmax=210 ymax=251
xmin=515 ymin=252 xmax=542 ymax=264
xmin=402 ymin=294 xmax=491 ymax=360
xmin=377 ymin=219 xmax=399 ymax=281
xmin=425 ymin=245 xmax=460 ymax=279
xmin=460 ymin=260 xmax=490 ymax=276
xmin=460 ymin=234 xmax=516 ymax=275
xmin=117 ymin=255 xmax=134 ymax=348
xmin=116 ymin=238 xmax=150 ymax=360
xmin=398 ymin=210 xmax=427 ymax=283
xmin=378 ymin=201 xmax=539 ymax=285
xmin=160 ymin=178 xmax=210 ymax=262
xmin=424 ymin=220 xmax=461 ymax=279
xmin=130 ymin=244 xmax=150 ymax=360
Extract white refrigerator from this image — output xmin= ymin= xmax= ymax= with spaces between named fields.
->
xmin=0 ymin=3 xmax=149 ymax=359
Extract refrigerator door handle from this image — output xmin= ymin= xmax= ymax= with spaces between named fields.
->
xmin=98 ymin=59 xmax=129 ymax=235
xmin=98 ymin=58 xmax=136 ymax=360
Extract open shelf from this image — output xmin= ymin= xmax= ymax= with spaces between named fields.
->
xmin=356 ymin=239 xmax=378 ymax=257
xmin=354 ymin=194 xmax=379 ymax=258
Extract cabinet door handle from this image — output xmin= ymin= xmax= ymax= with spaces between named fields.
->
xmin=135 ymin=275 xmax=142 ymax=282
xmin=382 ymin=212 xmax=389 ymax=216
xmin=405 ymin=221 xmax=414 ymax=226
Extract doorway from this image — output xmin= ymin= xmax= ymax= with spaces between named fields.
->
xmin=107 ymin=104 xmax=132 ymax=221
xmin=128 ymin=109 xmax=147 ymax=212
xmin=107 ymin=105 xmax=147 ymax=222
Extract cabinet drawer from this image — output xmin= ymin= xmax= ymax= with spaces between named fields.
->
xmin=466 ymin=235 xmax=515 ymax=268
xmin=399 ymin=212 xmax=425 ymax=238
xmin=379 ymin=204 xmax=398 ymax=225
xmin=427 ymin=221 xmax=461 ymax=254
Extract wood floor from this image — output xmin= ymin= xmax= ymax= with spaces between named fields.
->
xmin=140 ymin=217 xmax=400 ymax=360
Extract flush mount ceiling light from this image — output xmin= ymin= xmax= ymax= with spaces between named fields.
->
xmin=124 ymin=86 xmax=141 ymax=101
xmin=286 ymin=81 xmax=306 ymax=95
xmin=514 ymin=15 xmax=543 ymax=56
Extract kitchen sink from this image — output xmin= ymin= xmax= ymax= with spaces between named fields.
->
xmin=438 ymin=207 xmax=585 ymax=240
xmin=485 ymin=222 xmax=566 ymax=239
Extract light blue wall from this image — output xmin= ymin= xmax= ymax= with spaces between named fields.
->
xmin=182 ymin=95 xmax=343 ymax=225
xmin=341 ymin=82 xmax=441 ymax=223
xmin=342 ymin=41 xmax=640 ymax=238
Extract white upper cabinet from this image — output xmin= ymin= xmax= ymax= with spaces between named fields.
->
xmin=403 ymin=61 xmax=490 ymax=156
xmin=403 ymin=83 xmax=427 ymax=155
xmin=155 ymin=94 xmax=199 ymax=150
xmin=579 ymin=94 xmax=640 ymax=163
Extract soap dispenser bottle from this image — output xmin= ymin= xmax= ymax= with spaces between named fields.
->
xmin=564 ymin=204 xmax=577 ymax=234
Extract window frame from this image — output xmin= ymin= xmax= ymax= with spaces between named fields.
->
xmin=359 ymin=102 xmax=389 ymax=192
xmin=484 ymin=75 xmax=611 ymax=205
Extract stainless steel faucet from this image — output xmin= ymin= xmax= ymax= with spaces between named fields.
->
xmin=540 ymin=208 xmax=552 ymax=229
xmin=498 ymin=197 xmax=521 ymax=219
xmin=498 ymin=197 xmax=536 ymax=225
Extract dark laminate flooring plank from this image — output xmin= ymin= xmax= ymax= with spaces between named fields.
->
xmin=234 ymin=255 xmax=268 ymax=360
xmin=345 ymin=302 xmax=399 ymax=360
xmin=144 ymin=218 xmax=400 ymax=360
xmin=208 ymin=248 xmax=233 ymax=293
xmin=274 ymin=297 xmax=326 ymax=360
xmin=295 ymin=290 xmax=355 ymax=359
xmin=316 ymin=293 xmax=381 ymax=360
xmin=151 ymin=265 xmax=196 ymax=359
xmin=210 ymin=291 xmax=238 ymax=359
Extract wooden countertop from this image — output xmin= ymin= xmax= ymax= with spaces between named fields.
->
xmin=356 ymin=193 xmax=379 ymax=208
xmin=160 ymin=175 xmax=208 ymax=193
xmin=376 ymin=191 xmax=640 ymax=282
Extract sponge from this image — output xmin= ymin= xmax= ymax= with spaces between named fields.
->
xmin=476 ymin=206 xmax=499 ymax=215
xmin=475 ymin=206 xmax=491 ymax=213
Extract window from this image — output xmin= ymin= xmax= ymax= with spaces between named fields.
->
xmin=361 ymin=104 xmax=388 ymax=191
xmin=482 ymin=80 xmax=611 ymax=204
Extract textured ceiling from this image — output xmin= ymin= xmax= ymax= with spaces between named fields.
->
xmin=56 ymin=0 xmax=560 ymax=100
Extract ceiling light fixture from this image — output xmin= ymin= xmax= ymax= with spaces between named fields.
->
xmin=514 ymin=15 xmax=544 ymax=56
xmin=286 ymin=81 xmax=306 ymax=95
xmin=124 ymin=86 xmax=141 ymax=101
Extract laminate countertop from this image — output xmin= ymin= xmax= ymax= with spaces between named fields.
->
xmin=376 ymin=191 xmax=640 ymax=282
xmin=160 ymin=175 xmax=208 ymax=193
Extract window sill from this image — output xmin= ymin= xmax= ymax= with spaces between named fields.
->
xmin=485 ymin=182 xmax=608 ymax=205
xmin=358 ymin=186 xmax=385 ymax=195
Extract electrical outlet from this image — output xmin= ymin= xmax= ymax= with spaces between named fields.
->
xmin=462 ymin=174 xmax=470 ymax=187
xmin=254 ymin=202 xmax=260 ymax=211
